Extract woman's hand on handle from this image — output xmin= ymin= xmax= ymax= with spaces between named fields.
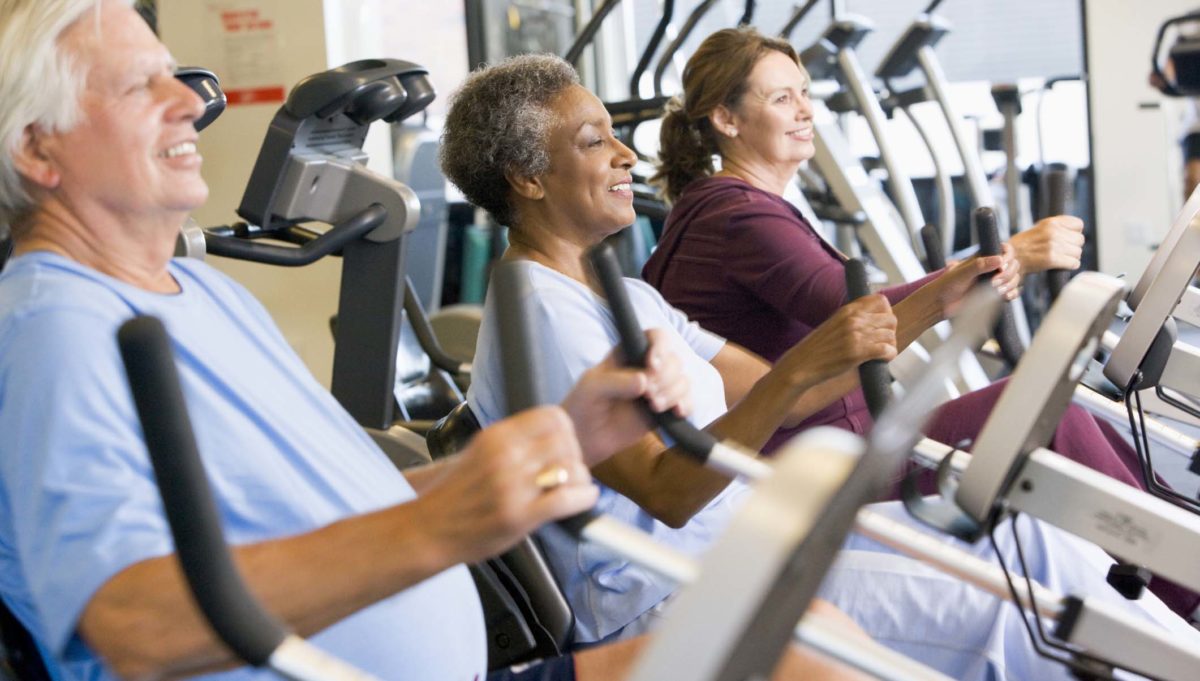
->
xmin=938 ymin=244 xmax=1022 ymax=309
xmin=562 ymin=329 xmax=693 ymax=466
xmin=777 ymin=294 xmax=898 ymax=388
xmin=1008 ymin=215 xmax=1084 ymax=274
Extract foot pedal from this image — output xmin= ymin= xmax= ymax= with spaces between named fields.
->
xmin=1106 ymin=563 xmax=1152 ymax=600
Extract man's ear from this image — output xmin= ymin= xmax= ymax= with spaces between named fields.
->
xmin=12 ymin=125 xmax=61 ymax=190
xmin=506 ymin=171 xmax=545 ymax=202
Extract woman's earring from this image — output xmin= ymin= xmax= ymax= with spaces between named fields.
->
xmin=729 ymin=128 xmax=738 ymax=138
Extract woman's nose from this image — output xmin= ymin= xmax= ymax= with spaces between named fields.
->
xmin=615 ymin=139 xmax=636 ymax=167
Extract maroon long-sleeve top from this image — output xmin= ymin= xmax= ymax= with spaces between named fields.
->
xmin=644 ymin=176 xmax=1200 ymax=615
xmin=644 ymin=176 xmax=937 ymax=451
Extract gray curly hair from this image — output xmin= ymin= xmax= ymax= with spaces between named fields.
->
xmin=0 ymin=0 xmax=131 ymax=240
xmin=439 ymin=54 xmax=579 ymax=228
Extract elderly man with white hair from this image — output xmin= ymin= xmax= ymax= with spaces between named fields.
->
xmin=0 ymin=2 xmax=783 ymax=680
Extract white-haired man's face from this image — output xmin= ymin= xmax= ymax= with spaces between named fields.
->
xmin=25 ymin=0 xmax=208 ymax=229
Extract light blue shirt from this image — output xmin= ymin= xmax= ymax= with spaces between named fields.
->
xmin=468 ymin=261 xmax=751 ymax=642
xmin=0 ymin=252 xmax=486 ymax=681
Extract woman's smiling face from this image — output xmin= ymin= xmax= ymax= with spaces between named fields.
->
xmin=535 ymin=85 xmax=638 ymax=239
xmin=723 ymin=50 xmax=815 ymax=171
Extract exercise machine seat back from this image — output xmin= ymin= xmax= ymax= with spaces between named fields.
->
xmin=425 ymin=401 xmax=576 ymax=669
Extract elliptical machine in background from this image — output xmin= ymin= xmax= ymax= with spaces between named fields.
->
xmin=1153 ymin=10 xmax=1200 ymax=98
xmin=176 ymin=60 xmax=467 ymax=438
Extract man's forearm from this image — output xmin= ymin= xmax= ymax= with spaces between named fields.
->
xmin=403 ymin=455 xmax=457 ymax=495
xmin=79 ymin=499 xmax=461 ymax=681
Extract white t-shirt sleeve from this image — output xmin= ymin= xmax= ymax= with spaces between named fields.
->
xmin=626 ymin=278 xmax=726 ymax=361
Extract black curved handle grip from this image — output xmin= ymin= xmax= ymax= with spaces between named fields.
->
xmin=654 ymin=0 xmax=721 ymax=97
xmin=974 ymin=207 xmax=1024 ymax=365
xmin=628 ymin=0 xmax=674 ymax=96
xmin=737 ymin=0 xmax=756 ymax=26
xmin=844 ymin=259 xmax=892 ymax=419
xmin=118 ymin=316 xmax=287 ymax=667
xmin=1152 ymin=13 xmax=1200 ymax=97
xmin=490 ymin=263 xmax=603 ymax=537
xmin=587 ymin=243 xmax=717 ymax=460
xmin=403 ymin=276 xmax=468 ymax=375
xmin=920 ymin=223 xmax=947 ymax=273
xmin=1042 ymin=165 xmax=1072 ymax=301
xmin=204 ymin=205 xmax=386 ymax=267
xmin=779 ymin=0 xmax=821 ymax=39
xmin=564 ymin=0 xmax=623 ymax=65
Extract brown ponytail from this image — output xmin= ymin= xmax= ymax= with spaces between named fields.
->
xmin=651 ymin=96 xmax=716 ymax=203
xmin=650 ymin=27 xmax=803 ymax=203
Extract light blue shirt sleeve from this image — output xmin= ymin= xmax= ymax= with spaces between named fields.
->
xmin=0 ymin=304 xmax=171 ymax=658
xmin=0 ymin=253 xmax=487 ymax=681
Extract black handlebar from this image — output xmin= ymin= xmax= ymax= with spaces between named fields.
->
xmin=974 ymin=207 xmax=1024 ymax=366
xmin=920 ymin=224 xmax=947 ymax=273
xmin=629 ymin=0 xmax=675 ymax=97
xmin=564 ymin=0 xmax=624 ymax=66
xmin=1152 ymin=12 xmax=1200 ymax=97
xmin=737 ymin=0 xmax=756 ymax=27
xmin=654 ymin=0 xmax=722 ymax=97
xmin=1042 ymin=165 xmax=1073 ymax=302
xmin=779 ymin=0 xmax=821 ymax=40
xmin=587 ymin=243 xmax=718 ymax=460
xmin=204 ymin=204 xmax=387 ymax=267
xmin=491 ymin=262 xmax=603 ymax=537
xmin=118 ymin=316 xmax=288 ymax=667
xmin=403 ymin=277 xmax=469 ymax=375
xmin=843 ymin=259 xmax=892 ymax=419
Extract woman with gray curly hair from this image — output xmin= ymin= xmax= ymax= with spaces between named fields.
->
xmin=446 ymin=51 xmax=898 ymax=642
xmin=445 ymin=53 xmax=1200 ymax=680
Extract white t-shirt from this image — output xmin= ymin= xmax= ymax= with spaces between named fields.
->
xmin=468 ymin=260 xmax=751 ymax=642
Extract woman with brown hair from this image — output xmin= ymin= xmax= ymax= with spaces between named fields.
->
xmin=642 ymin=26 xmax=1196 ymax=618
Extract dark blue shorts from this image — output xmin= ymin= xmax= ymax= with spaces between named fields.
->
xmin=485 ymin=654 xmax=576 ymax=681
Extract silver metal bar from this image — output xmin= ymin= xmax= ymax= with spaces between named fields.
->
xmin=1174 ymin=285 xmax=1200 ymax=328
xmin=1073 ymin=386 xmax=1200 ymax=455
xmin=837 ymin=49 xmax=926 ymax=248
xmin=794 ymin=612 xmax=953 ymax=681
xmin=855 ymin=507 xmax=1200 ymax=681
xmin=915 ymin=46 xmax=1031 ymax=345
xmin=1063 ymin=596 xmax=1200 ymax=681
xmin=582 ymin=516 xmax=700 ymax=584
xmin=1161 ymin=340 xmax=1200 ymax=402
xmin=997 ymin=93 xmax=1025 ymax=234
xmin=811 ymin=100 xmax=928 ymax=284
xmin=854 ymin=509 xmax=1065 ymax=620
xmin=905 ymin=106 xmax=956 ymax=252
xmin=269 ymin=635 xmax=384 ymax=681
xmin=916 ymin=46 xmax=994 ymax=218
xmin=1009 ymin=448 xmax=1200 ymax=592
xmin=708 ymin=441 xmax=775 ymax=480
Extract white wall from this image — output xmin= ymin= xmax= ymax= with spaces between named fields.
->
xmin=1086 ymin=0 xmax=1195 ymax=279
